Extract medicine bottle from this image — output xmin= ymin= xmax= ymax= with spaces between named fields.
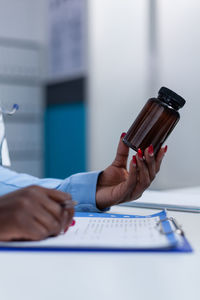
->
xmin=123 ymin=87 xmax=186 ymax=155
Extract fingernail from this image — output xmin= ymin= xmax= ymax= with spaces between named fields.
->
xmin=121 ymin=132 xmax=126 ymax=139
xmin=132 ymin=155 xmax=137 ymax=166
xmin=64 ymin=220 xmax=76 ymax=233
xmin=70 ymin=219 xmax=76 ymax=227
xmin=138 ymin=148 xmax=143 ymax=160
xmin=164 ymin=145 xmax=168 ymax=153
xmin=148 ymin=144 xmax=154 ymax=156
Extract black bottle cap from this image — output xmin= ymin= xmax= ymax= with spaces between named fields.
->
xmin=158 ymin=87 xmax=186 ymax=109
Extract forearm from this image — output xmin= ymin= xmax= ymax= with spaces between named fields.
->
xmin=0 ymin=166 xmax=107 ymax=212
xmin=0 ymin=166 xmax=62 ymax=195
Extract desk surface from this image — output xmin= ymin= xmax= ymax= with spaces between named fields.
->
xmin=0 ymin=206 xmax=200 ymax=300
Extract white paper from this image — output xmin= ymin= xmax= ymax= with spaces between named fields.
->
xmin=0 ymin=215 xmax=173 ymax=249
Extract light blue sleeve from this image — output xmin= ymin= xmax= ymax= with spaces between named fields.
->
xmin=0 ymin=166 xmax=108 ymax=212
xmin=57 ymin=171 xmax=109 ymax=212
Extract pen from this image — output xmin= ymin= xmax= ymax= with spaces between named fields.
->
xmin=60 ymin=200 xmax=77 ymax=209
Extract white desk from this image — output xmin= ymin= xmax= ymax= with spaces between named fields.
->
xmin=0 ymin=206 xmax=200 ymax=300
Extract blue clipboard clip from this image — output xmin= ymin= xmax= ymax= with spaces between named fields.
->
xmin=156 ymin=217 xmax=184 ymax=236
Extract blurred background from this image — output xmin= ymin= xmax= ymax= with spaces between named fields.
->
xmin=0 ymin=0 xmax=199 ymax=190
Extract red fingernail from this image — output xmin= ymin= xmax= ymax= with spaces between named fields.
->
xmin=121 ymin=132 xmax=126 ymax=138
xmin=70 ymin=219 xmax=76 ymax=227
xmin=132 ymin=155 xmax=137 ymax=165
xmin=64 ymin=220 xmax=76 ymax=233
xmin=164 ymin=145 xmax=168 ymax=153
xmin=138 ymin=148 xmax=143 ymax=159
xmin=148 ymin=144 xmax=154 ymax=156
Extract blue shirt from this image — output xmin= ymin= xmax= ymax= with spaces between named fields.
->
xmin=0 ymin=166 xmax=105 ymax=212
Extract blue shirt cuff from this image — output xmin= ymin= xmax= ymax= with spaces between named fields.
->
xmin=57 ymin=171 xmax=110 ymax=213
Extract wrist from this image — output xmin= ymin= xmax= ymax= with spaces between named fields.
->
xmin=96 ymin=185 xmax=118 ymax=210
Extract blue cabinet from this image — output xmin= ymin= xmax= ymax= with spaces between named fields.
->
xmin=45 ymin=79 xmax=86 ymax=179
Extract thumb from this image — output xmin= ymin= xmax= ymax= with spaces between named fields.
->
xmin=112 ymin=133 xmax=129 ymax=168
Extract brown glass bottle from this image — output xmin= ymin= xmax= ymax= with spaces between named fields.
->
xmin=123 ymin=87 xmax=186 ymax=155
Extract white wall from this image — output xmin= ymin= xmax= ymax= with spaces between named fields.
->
xmin=0 ymin=0 xmax=48 ymax=43
xmin=0 ymin=0 xmax=48 ymax=177
xmin=88 ymin=0 xmax=149 ymax=171
xmin=150 ymin=0 xmax=200 ymax=188
xmin=88 ymin=0 xmax=200 ymax=189
xmin=1 ymin=0 xmax=199 ymax=187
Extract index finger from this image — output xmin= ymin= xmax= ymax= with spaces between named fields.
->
xmin=44 ymin=188 xmax=72 ymax=204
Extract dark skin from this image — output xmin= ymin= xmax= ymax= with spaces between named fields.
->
xmin=0 ymin=185 xmax=74 ymax=241
xmin=96 ymin=134 xmax=166 ymax=210
xmin=0 ymin=134 xmax=166 ymax=241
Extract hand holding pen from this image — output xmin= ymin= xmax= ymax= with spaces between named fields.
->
xmin=0 ymin=186 xmax=76 ymax=241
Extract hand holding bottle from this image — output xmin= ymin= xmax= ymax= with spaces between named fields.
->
xmin=96 ymin=134 xmax=167 ymax=210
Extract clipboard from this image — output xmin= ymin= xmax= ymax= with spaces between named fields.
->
xmin=0 ymin=210 xmax=192 ymax=253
